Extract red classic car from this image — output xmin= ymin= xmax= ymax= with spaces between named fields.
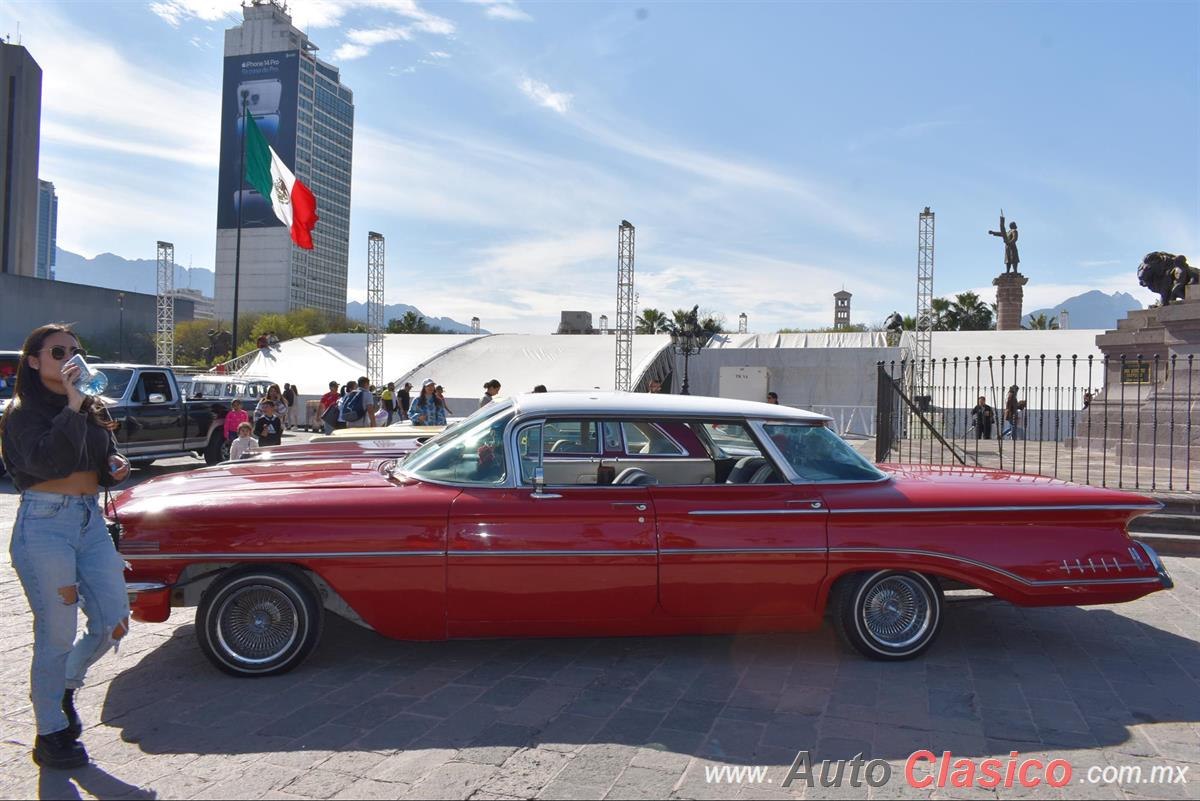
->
xmin=113 ymin=393 xmax=1172 ymax=677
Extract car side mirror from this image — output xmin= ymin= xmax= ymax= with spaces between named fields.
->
xmin=148 ymin=393 xmax=166 ymax=404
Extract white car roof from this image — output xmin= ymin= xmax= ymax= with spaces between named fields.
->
xmin=509 ymin=391 xmax=830 ymax=422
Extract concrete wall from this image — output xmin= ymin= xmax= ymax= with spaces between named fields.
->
xmin=0 ymin=274 xmax=194 ymax=361
xmin=677 ymin=346 xmax=903 ymax=435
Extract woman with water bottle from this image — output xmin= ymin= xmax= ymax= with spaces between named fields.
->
xmin=0 ymin=324 xmax=131 ymax=770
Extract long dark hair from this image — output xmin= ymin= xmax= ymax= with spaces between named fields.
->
xmin=0 ymin=323 xmax=116 ymax=437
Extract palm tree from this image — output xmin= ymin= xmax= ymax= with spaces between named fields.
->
xmin=636 ymin=308 xmax=670 ymax=334
xmin=950 ymin=291 xmax=993 ymax=331
xmin=1023 ymin=312 xmax=1059 ymax=330
xmin=930 ymin=297 xmax=956 ymax=331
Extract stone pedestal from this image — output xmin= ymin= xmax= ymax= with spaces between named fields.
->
xmin=992 ymin=272 xmax=1028 ymax=331
xmin=1080 ymin=283 xmax=1200 ymax=464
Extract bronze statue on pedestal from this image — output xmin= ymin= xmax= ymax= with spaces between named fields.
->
xmin=988 ymin=211 xmax=1020 ymax=274
xmin=1137 ymin=252 xmax=1198 ymax=307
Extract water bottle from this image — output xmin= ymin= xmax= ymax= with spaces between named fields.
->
xmin=64 ymin=354 xmax=108 ymax=397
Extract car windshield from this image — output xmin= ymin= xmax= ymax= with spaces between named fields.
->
xmin=761 ymin=423 xmax=885 ymax=482
xmin=98 ymin=369 xmax=135 ymax=401
xmin=399 ymin=405 xmax=513 ymax=485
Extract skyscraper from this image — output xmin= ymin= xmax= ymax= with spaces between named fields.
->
xmin=214 ymin=0 xmax=354 ymax=325
xmin=0 ymin=42 xmax=42 ymax=277
xmin=36 ymin=179 xmax=57 ymax=280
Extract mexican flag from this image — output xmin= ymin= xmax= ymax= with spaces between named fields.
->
xmin=244 ymin=111 xmax=318 ymax=249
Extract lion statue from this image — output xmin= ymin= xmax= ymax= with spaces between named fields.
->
xmin=1138 ymin=252 xmax=1198 ymax=307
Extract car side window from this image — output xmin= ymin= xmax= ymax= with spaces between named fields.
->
xmin=621 ymin=422 xmax=684 ymax=455
xmin=544 ymin=420 xmax=599 ymax=454
xmin=135 ymin=372 xmax=174 ymax=403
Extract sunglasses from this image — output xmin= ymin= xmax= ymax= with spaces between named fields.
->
xmin=42 ymin=346 xmax=86 ymax=361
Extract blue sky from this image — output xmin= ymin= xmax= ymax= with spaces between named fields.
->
xmin=3 ymin=0 xmax=1197 ymax=332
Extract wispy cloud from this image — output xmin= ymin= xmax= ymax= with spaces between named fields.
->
xmin=519 ymin=77 xmax=573 ymax=114
xmin=466 ymin=0 xmax=533 ymax=22
xmin=151 ymin=0 xmax=456 ymax=36
xmin=149 ymin=0 xmax=237 ymax=27
xmin=334 ymin=25 xmax=414 ymax=61
xmin=428 ymin=50 xmax=451 ymax=59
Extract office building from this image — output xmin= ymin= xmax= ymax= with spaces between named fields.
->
xmin=36 ymin=179 xmax=57 ymax=279
xmin=0 ymin=42 xmax=42 ymax=277
xmin=170 ymin=287 xmax=215 ymax=320
xmin=214 ymin=0 xmax=354 ymax=323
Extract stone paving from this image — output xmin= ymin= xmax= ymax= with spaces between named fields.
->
xmin=1 ymin=457 xmax=1199 ymax=799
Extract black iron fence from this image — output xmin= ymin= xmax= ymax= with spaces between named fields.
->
xmin=876 ymin=354 xmax=1198 ymax=493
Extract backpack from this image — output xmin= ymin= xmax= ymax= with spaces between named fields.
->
xmin=342 ymin=389 xmax=365 ymax=422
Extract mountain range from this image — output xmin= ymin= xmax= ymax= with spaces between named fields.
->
xmin=1022 ymin=290 xmax=1142 ymax=330
xmin=53 ymin=247 xmax=481 ymax=332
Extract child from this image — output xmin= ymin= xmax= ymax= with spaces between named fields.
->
xmin=229 ymin=422 xmax=256 ymax=461
xmin=253 ymin=400 xmax=283 ymax=447
xmin=224 ymin=398 xmax=249 ymax=443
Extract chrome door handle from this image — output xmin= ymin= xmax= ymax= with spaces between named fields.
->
xmin=787 ymin=499 xmax=823 ymax=509
xmin=612 ymin=502 xmax=647 ymax=511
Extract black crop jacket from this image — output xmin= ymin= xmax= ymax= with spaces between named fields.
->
xmin=0 ymin=396 xmax=121 ymax=492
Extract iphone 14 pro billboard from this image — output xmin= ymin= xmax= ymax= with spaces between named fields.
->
xmin=216 ymin=50 xmax=300 ymax=229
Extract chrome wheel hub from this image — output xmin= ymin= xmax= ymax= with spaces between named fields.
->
xmin=216 ymin=585 xmax=300 ymax=665
xmin=861 ymin=575 xmax=931 ymax=649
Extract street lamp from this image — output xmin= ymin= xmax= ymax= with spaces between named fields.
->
xmin=116 ymin=292 xmax=125 ymax=361
xmin=738 ymin=312 xmax=748 ymax=334
xmin=599 ymin=314 xmax=608 ymax=334
xmin=667 ymin=306 xmax=703 ymax=395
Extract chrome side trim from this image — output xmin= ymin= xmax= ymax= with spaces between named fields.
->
xmin=124 ymin=550 xmax=446 ymax=561
xmin=126 ymin=581 xmax=168 ymax=596
xmin=1137 ymin=542 xmax=1174 ymax=590
xmin=687 ymin=509 xmax=828 ymax=517
xmin=660 ymin=547 xmax=826 ymax=555
xmin=830 ymin=547 xmax=1162 ymax=587
xmin=828 ymin=504 xmax=1162 ymax=515
xmin=450 ymin=549 xmax=657 ymax=558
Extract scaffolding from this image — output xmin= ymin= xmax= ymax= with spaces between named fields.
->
xmin=614 ymin=220 xmax=636 ymax=392
xmin=366 ymin=232 xmax=385 ymax=388
xmin=914 ymin=208 xmax=935 ymax=393
xmin=155 ymin=241 xmax=175 ymax=366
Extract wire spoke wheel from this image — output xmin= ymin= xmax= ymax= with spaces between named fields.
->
xmin=860 ymin=575 xmax=931 ymax=649
xmin=216 ymin=586 xmax=299 ymax=664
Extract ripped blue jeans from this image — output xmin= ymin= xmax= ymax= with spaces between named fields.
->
xmin=10 ymin=491 xmax=130 ymax=735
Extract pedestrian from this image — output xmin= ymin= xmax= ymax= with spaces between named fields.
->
xmin=256 ymin=333 xmax=269 ymax=356
xmin=319 ymin=380 xmax=341 ymax=435
xmin=229 ymin=422 xmax=256 ymax=460
xmin=646 ymin=379 xmax=663 ymax=393
xmin=399 ymin=382 xmax=413 ymax=416
xmin=381 ymin=382 xmax=396 ymax=425
xmin=214 ymin=360 xmax=227 ymax=375
xmin=1082 ymin=389 xmax=1093 ymax=409
xmin=223 ymin=398 xmax=249 ymax=443
xmin=766 ymin=391 xmax=779 ymax=404
xmin=409 ymin=378 xmax=447 ymax=425
xmin=254 ymin=400 xmax=284 ymax=446
xmin=256 ymin=384 xmax=287 ymax=425
xmin=282 ymin=383 xmax=298 ymax=430
xmin=969 ymin=395 xmax=994 ymax=440
xmin=533 ymin=384 xmax=548 ymax=393
xmin=267 ymin=331 xmax=280 ymax=350
xmin=0 ymin=324 xmax=131 ymax=769
xmin=480 ymin=379 xmax=501 ymax=408
xmin=1002 ymin=385 xmax=1026 ymax=440
xmin=435 ymin=385 xmax=452 ymax=417
xmin=346 ymin=376 xmax=376 ymax=428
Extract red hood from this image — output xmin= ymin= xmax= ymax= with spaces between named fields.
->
xmin=113 ymin=458 xmax=397 ymax=518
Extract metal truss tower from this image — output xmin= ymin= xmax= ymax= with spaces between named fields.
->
xmin=614 ymin=220 xmax=636 ymax=392
xmin=366 ymin=232 xmax=385 ymax=388
xmin=914 ymin=208 xmax=935 ymax=389
xmin=155 ymin=241 xmax=175 ymax=366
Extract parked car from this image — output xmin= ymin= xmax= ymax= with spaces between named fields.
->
xmin=90 ymin=364 xmax=236 ymax=466
xmin=242 ymin=431 xmax=439 ymax=463
xmin=113 ymin=392 xmax=1172 ymax=677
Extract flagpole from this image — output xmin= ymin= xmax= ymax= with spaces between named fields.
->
xmin=232 ymin=92 xmax=248 ymax=353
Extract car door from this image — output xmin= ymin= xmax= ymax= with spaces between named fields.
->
xmin=653 ymin=421 xmax=829 ymax=618
xmin=446 ymin=418 xmax=658 ymax=627
xmin=121 ymin=370 xmax=187 ymax=456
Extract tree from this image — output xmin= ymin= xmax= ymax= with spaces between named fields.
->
xmin=636 ymin=308 xmax=670 ymax=334
xmin=950 ymin=292 xmax=993 ymax=331
xmin=1023 ymin=312 xmax=1059 ymax=330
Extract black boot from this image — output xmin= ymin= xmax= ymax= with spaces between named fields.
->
xmin=32 ymin=728 xmax=88 ymax=770
xmin=62 ymin=689 xmax=82 ymax=739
